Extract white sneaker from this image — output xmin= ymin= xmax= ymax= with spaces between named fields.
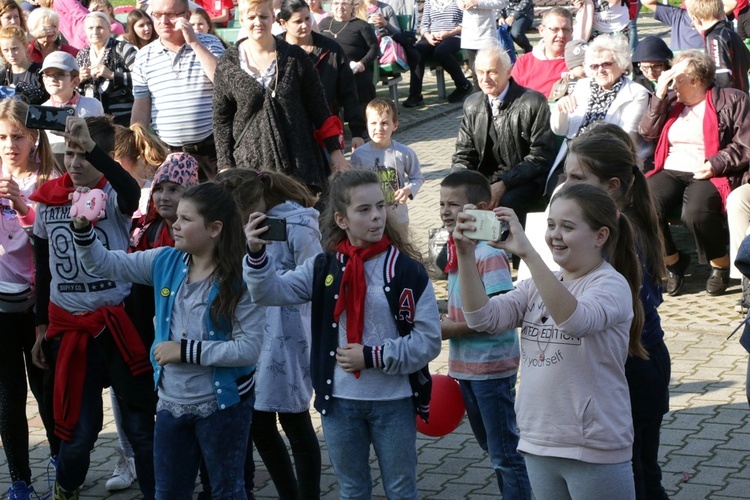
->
xmin=105 ymin=450 xmax=136 ymax=491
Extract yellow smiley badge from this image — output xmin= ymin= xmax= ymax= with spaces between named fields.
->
xmin=160 ymin=288 xmax=170 ymax=297
xmin=325 ymin=274 xmax=334 ymax=287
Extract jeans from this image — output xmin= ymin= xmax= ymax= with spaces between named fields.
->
xmin=321 ymin=397 xmax=418 ymax=500
xmin=51 ymin=336 xmax=155 ymax=498
xmin=459 ymin=377 xmax=532 ymax=500
xmin=251 ymin=410 xmax=321 ymax=499
xmin=0 ymin=310 xmax=49 ymax=484
xmin=154 ymin=395 xmax=254 ymax=500
xmin=509 ymin=16 xmax=534 ymax=54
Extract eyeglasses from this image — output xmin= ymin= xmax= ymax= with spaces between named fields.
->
xmin=42 ymin=72 xmax=71 ymax=81
xmin=639 ymin=63 xmax=665 ymax=72
xmin=151 ymin=10 xmax=187 ymax=21
xmin=543 ymin=26 xmax=573 ymax=35
xmin=589 ymin=61 xmax=615 ymax=71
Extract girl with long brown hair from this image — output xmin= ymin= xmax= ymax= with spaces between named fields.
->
xmin=244 ymin=169 xmax=441 ymax=497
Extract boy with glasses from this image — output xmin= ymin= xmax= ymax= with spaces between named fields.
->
xmin=41 ymin=52 xmax=104 ymax=160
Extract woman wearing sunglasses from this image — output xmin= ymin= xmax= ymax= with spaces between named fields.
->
xmin=546 ymin=33 xmax=649 ymax=194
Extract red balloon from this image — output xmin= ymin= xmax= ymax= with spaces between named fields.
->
xmin=416 ymin=374 xmax=466 ymax=437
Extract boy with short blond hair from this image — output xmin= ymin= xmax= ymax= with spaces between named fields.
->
xmin=350 ymin=97 xmax=424 ymax=225
xmin=686 ymin=0 xmax=750 ymax=91
xmin=438 ymin=170 xmax=531 ymax=499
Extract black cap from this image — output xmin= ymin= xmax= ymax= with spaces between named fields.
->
xmin=632 ymin=36 xmax=674 ymax=64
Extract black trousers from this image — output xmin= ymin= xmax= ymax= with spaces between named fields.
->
xmin=648 ymin=169 xmax=728 ymax=264
xmin=0 ymin=310 xmax=55 ymax=483
xmin=409 ymin=36 xmax=469 ymax=99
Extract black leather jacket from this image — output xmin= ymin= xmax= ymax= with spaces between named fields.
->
xmin=451 ymin=78 xmax=556 ymax=190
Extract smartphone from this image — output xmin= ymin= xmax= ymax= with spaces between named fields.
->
xmin=259 ymin=217 xmax=287 ymax=241
xmin=464 ymin=210 xmax=510 ymax=242
xmin=25 ymin=105 xmax=75 ymax=131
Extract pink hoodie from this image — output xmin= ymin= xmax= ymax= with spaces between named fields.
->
xmin=54 ymin=0 xmax=90 ymax=50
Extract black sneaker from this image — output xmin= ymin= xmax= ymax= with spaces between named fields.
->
xmin=403 ymin=95 xmax=424 ymax=108
xmin=706 ymin=267 xmax=730 ymax=296
xmin=665 ymin=252 xmax=691 ymax=296
xmin=447 ymin=83 xmax=472 ymax=103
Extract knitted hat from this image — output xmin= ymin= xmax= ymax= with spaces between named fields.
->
xmin=152 ymin=153 xmax=200 ymax=188
xmin=632 ymin=36 xmax=674 ymax=64
xmin=564 ymin=40 xmax=588 ymax=70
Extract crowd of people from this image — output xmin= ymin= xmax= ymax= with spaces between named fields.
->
xmin=2 ymin=0 xmax=750 ymax=499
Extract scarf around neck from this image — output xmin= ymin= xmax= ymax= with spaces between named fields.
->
xmin=333 ymin=235 xmax=392 ymax=376
xmin=577 ymin=77 xmax=624 ymax=136
xmin=648 ymin=89 xmax=730 ymax=211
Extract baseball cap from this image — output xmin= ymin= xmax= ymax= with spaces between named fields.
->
xmin=41 ymin=52 xmax=80 ymax=73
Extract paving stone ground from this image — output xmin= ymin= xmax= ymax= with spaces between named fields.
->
xmin=3 ymin=15 xmax=750 ymax=500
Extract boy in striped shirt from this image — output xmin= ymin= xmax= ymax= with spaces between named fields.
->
xmin=438 ymin=170 xmax=531 ymax=499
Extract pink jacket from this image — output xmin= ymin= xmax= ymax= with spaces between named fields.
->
xmin=54 ymin=0 xmax=89 ymax=50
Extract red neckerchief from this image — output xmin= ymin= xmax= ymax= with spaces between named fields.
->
xmin=333 ymin=236 xmax=392 ymax=377
xmin=648 ymin=89 xmax=730 ymax=212
xmin=444 ymin=235 xmax=457 ymax=273
xmin=29 ymin=173 xmax=107 ymax=206
xmin=49 ymin=91 xmax=80 ymax=107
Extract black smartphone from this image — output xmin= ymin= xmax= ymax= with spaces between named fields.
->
xmin=259 ymin=217 xmax=287 ymax=241
xmin=25 ymin=105 xmax=75 ymax=131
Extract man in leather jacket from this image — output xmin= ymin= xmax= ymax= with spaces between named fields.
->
xmin=451 ymin=45 xmax=556 ymax=222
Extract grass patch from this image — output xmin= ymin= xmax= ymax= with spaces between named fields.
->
xmin=111 ymin=0 xmax=136 ymax=7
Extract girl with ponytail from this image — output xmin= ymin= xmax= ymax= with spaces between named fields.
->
xmin=454 ymin=182 xmax=643 ymax=499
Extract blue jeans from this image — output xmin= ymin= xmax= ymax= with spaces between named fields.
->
xmin=321 ymin=397 xmax=417 ymax=500
xmin=52 ymin=336 xmax=155 ymax=498
xmin=154 ymin=395 xmax=253 ymax=500
xmin=459 ymin=376 xmax=532 ymax=500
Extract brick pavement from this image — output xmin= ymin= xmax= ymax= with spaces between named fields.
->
xmin=4 ymin=15 xmax=750 ymax=500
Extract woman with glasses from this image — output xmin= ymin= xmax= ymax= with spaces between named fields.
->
xmin=639 ymin=49 xmax=750 ymax=297
xmin=318 ymin=0 xmax=379 ymax=116
xmin=631 ymin=35 xmax=672 ymax=94
xmin=76 ymin=12 xmax=137 ymax=126
xmin=26 ymin=7 xmax=78 ymax=63
xmin=547 ymin=34 xmax=648 ymax=194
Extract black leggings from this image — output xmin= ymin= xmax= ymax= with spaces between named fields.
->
xmin=0 ymin=310 xmax=56 ymax=483
xmin=251 ymin=410 xmax=321 ymax=500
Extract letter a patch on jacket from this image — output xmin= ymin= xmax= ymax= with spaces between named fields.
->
xmin=398 ymin=289 xmax=415 ymax=323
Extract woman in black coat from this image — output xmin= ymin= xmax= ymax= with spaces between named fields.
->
xmin=278 ymin=0 xmax=367 ymax=150
xmin=212 ymin=0 xmax=348 ymax=194
xmin=318 ymin=0 xmax=379 ymax=112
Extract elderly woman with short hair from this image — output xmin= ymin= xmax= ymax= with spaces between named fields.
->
xmin=639 ymin=49 xmax=750 ymax=297
xmin=548 ymin=33 xmax=649 ymax=192
xmin=76 ymin=12 xmax=138 ymax=125
xmin=26 ymin=7 xmax=79 ymax=62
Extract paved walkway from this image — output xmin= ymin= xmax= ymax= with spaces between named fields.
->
xmin=4 ymin=14 xmax=750 ymax=500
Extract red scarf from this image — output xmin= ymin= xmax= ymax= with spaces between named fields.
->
xmin=46 ymin=302 xmax=151 ymax=441
xmin=333 ymin=236 xmax=392 ymax=377
xmin=648 ymin=89 xmax=731 ymax=212
xmin=29 ymin=173 xmax=107 ymax=206
xmin=444 ymin=235 xmax=458 ymax=273
xmin=313 ymin=115 xmax=345 ymax=150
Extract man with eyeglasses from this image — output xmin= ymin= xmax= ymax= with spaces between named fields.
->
xmin=131 ymin=0 xmax=225 ymax=181
xmin=510 ymin=7 xmax=573 ymax=100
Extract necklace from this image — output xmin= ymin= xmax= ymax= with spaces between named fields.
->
xmin=243 ymin=41 xmax=280 ymax=98
xmin=325 ymin=19 xmax=350 ymax=38
xmin=536 ymin=313 xmax=552 ymax=361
